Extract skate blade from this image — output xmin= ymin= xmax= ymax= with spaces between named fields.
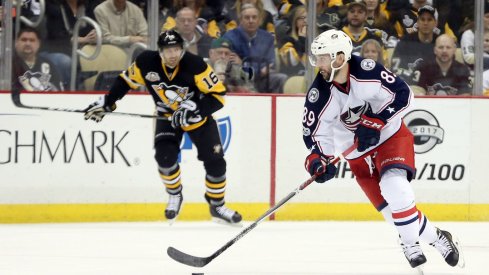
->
xmin=211 ymin=217 xmax=243 ymax=227
xmin=166 ymin=212 xmax=180 ymax=226
xmin=453 ymin=237 xmax=466 ymax=268
xmin=416 ymin=263 xmax=425 ymax=275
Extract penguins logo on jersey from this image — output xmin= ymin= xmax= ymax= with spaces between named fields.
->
xmin=19 ymin=71 xmax=57 ymax=91
xmin=408 ymin=58 xmax=423 ymax=72
xmin=404 ymin=110 xmax=445 ymax=154
xmin=152 ymin=82 xmax=191 ymax=110
xmin=402 ymin=15 xmax=414 ymax=28
xmin=427 ymin=83 xmax=458 ymax=96
xmin=340 ymin=104 xmax=369 ymax=131
xmin=165 ymin=33 xmax=176 ymax=42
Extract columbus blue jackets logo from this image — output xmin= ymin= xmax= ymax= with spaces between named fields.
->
xmin=360 ymin=59 xmax=376 ymax=71
xmin=180 ymin=116 xmax=232 ymax=159
xmin=404 ymin=110 xmax=444 ymax=154
xmin=307 ymin=88 xmax=320 ymax=103
xmin=340 ymin=104 xmax=369 ymax=131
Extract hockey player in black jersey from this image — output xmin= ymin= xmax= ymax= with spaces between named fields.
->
xmin=84 ymin=30 xmax=242 ymax=225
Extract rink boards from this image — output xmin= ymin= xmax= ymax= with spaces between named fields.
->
xmin=0 ymin=91 xmax=488 ymax=222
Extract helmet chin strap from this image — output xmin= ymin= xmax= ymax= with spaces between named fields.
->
xmin=326 ymin=57 xmax=347 ymax=82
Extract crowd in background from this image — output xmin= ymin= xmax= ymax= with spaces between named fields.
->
xmin=3 ymin=0 xmax=489 ymax=95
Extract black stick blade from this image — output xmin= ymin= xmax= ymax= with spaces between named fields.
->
xmin=167 ymin=246 xmax=211 ymax=267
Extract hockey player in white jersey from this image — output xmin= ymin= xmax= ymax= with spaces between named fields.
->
xmin=302 ymin=29 xmax=464 ymax=270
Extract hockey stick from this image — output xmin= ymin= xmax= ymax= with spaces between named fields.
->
xmin=10 ymin=89 xmax=167 ymax=120
xmin=167 ymin=143 xmax=357 ymax=267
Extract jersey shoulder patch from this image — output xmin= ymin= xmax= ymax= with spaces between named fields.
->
xmin=360 ymin=58 xmax=376 ymax=71
xmin=350 ymin=55 xmax=385 ymax=80
xmin=307 ymin=87 xmax=320 ymax=103
xmin=304 ymin=73 xmax=332 ymax=109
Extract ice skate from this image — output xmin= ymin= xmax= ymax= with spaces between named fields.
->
xmin=430 ymin=228 xmax=465 ymax=268
xmin=400 ymin=241 xmax=427 ymax=272
xmin=165 ymin=193 xmax=183 ymax=225
xmin=210 ymin=204 xmax=242 ymax=226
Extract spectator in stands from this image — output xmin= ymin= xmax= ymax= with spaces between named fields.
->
xmin=94 ymin=0 xmax=148 ymax=48
xmin=207 ymin=37 xmax=255 ymax=93
xmin=223 ymin=0 xmax=275 ymax=37
xmin=278 ymin=0 xmax=335 ymax=22
xmin=316 ymin=1 xmax=344 ymax=33
xmin=207 ymin=37 xmax=235 ymax=81
xmin=222 ymin=3 xmax=287 ymax=93
xmin=278 ymin=5 xmax=307 ymax=76
xmin=364 ymin=0 xmax=397 ymax=48
xmin=12 ymin=27 xmax=64 ymax=91
xmin=174 ymin=7 xmax=213 ymax=58
xmin=42 ymin=0 xmax=101 ymax=90
xmin=414 ymin=34 xmax=471 ymax=96
xmin=360 ymin=38 xmax=384 ymax=65
xmin=341 ymin=1 xmax=384 ymax=56
xmin=391 ymin=5 xmax=439 ymax=84
xmin=157 ymin=0 xmax=173 ymax=31
xmin=161 ymin=0 xmax=219 ymax=38
xmin=276 ymin=1 xmax=345 ymax=37
xmin=460 ymin=3 xmax=489 ymax=69
xmin=387 ymin=0 xmax=456 ymax=39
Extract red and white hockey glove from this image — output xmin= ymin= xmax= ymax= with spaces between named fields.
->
xmin=354 ymin=112 xmax=386 ymax=152
xmin=304 ymin=153 xmax=337 ymax=183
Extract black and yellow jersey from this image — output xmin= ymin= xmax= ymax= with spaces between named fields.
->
xmin=106 ymin=50 xmax=226 ymax=131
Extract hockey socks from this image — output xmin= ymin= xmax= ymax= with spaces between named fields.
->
xmin=204 ymin=174 xmax=242 ymax=224
xmin=205 ymin=174 xmax=227 ymax=204
xmin=160 ymin=164 xmax=183 ymax=222
xmin=160 ymin=164 xmax=182 ymax=195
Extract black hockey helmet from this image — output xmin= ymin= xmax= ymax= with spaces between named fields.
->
xmin=157 ymin=30 xmax=184 ymax=50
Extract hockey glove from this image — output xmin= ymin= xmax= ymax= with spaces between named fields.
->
xmin=171 ymin=99 xmax=203 ymax=129
xmin=304 ymin=153 xmax=337 ymax=183
xmin=354 ymin=112 xmax=386 ymax=152
xmin=84 ymin=95 xmax=116 ymax=123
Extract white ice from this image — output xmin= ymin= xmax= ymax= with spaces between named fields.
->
xmin=0 ymin=221 xmax=487 ymax=275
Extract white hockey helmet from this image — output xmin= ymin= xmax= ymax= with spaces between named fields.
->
xmin=309 ymin=29 xmax=353 ymax=66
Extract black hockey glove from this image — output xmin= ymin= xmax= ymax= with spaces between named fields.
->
xmin=84 ymin=95 xmax=116 ymax=123
xmin=304 ymin=153 xmax=337 ymax=183
xmin=354 ymin=112 xmax=386 ymax=152
xmin=171 ymin=99 xmax=203 ymax=129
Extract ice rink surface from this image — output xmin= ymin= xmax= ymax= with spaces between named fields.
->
xmin=0 ymin=221 xmax=487 ymax=275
